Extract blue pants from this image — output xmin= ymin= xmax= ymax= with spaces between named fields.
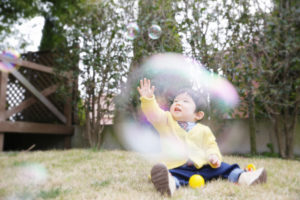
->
xmin=169 ymin=162 xmax=242 ymax=187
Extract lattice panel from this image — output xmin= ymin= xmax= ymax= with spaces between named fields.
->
xmin=5 ymin=51 xmax=68 ymax=124
xmin=6 ymin=77 xmax=26 ymax=109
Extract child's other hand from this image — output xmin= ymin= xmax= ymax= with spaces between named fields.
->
xmin=137 ymin=78 xmax=155 ymax=98
xmin=208 ymin=154 xmax=221 ymax=168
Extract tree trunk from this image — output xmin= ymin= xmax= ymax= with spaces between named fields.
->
xmin=248 ymin=108 xmax=257 ymax=155
xmin=39 ymin=17 xmax=67 ymax=51
xmin=86 ymin=111 xmax=93 ymax=147
xmin=286 ymin=128 xmax=294 ymax=159
xmin=248 ymin=86 xmax=257 ymax=155
xmin=273 ymin=116 xmax=286 ymax=158
xmin=285 ymin=96 xmax=299 ymax=158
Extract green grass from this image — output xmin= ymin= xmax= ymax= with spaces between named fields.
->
xmin=38 ymin=188 xmax=64 ymax=199
xmin=0 ymin=149 xmax=299 ymax=200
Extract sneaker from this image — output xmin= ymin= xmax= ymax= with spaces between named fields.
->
xmin=150 ymin=163 xmax=176 ymax=196
xmin=238 ymin=167 xmax=267 ymax=185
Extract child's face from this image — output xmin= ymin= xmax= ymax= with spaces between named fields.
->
xmin=170 ymin=92 xmax=203 ymax=122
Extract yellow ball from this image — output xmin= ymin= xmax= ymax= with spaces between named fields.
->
xmin=189 ymin=174 xmax=205 ymax=189
xmin=246 ymin=163 xmax=256 ymax=171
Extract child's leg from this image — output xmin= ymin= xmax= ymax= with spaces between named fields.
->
xmin=169 ymin=162 xmax=241 ymax=186
xmin=151 ymin=163 xmax=176 ymax=196
xmin=238 ymin=168 xmax=267 ymax=185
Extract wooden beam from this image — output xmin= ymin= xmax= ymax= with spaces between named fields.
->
xmin=0 ymin=121 xmax=73 ymax=135
xmin=11 ymin=69 xmax=67 ymax=124
xmin=0 ymin=54 xmax=54 ymax=74
xmin=5 ymin=84 xmax=59 ymax=119
xmin=0 ymin=54 xmax=70 ymax=78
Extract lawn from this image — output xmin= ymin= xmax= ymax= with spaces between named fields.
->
xmin=0 ymin=149 xmax=299 ymax=200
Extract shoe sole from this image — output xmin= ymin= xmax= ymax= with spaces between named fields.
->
xmin=251 ymin=168 xmax=267 ymax=185
xmin=151 ymin=163 xmax=173 ymax=196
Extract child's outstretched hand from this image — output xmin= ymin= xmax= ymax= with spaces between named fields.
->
xmin=208 ymin=154 xmax=221 ymax=168
xmin=137 ymin=78 xmax=155 ymax=98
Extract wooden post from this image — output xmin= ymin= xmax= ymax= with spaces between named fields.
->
xmin=0 ymin=71 xmax=8 ymax=151
xmin=0 ymin=134 xmax=4 ymax=151
xmin=64 ymin=74 xmax=73 ymax=149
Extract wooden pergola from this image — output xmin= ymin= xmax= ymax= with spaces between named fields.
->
xmin=0 ymin=51 xmax=74 ymax=151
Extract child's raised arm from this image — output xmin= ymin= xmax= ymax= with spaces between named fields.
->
xmin=137 ymin=78 xmax=155 ymax=98
xmin=137 ymin=78 xmax=167 ymax=125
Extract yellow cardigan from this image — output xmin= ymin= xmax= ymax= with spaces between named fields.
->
xmin=140 ymin=95 xmax=222 ymax=169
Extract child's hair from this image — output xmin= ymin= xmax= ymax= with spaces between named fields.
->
xmin=172 ymin=88 xmax=208 ymax=114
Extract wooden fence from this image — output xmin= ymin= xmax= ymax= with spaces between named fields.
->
xmin=0 ymin=51 xmax=74 ymax=151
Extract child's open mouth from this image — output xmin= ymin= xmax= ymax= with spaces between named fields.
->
xmin=174 ymin=107 xmax=181 ymax=112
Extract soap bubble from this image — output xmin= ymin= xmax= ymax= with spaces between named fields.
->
xmin=115 ymin=53 xmax=239 ymax=160
xmin=116 ymin=120 xmax=188 ymax=161
xmin=0 ymin=49 xmax=20 ymax=72
xmin=3 ymin=162 xmax=48 ymax=200
xmin=125 ymin=22 xmax=140 ymax=40
xmin=148 ymin=24 xmax=162 ymax=40
xmin=116 ymin=121 xmax=160 ymax=154
xmin=207 ymin=74 xmax=240 ymax=108
xmin=133 ymin=53 xmax=239 ymax=108
xmin=17 ymin=162 xmax=48 ymax=185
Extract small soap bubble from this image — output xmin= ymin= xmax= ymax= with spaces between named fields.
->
xmin=148 ymin=24 xmax=162 ymax=40
xmin=5 ymin=192 xmax=34 ymax=200
xmin=125 ymin=22 xmax=140 ymax=40
xmin=0 ymin=49 xmax=20 ymax=72
xmin=17 ymin=162 xmax=48 ymax=185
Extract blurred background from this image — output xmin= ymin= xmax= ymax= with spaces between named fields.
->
xmin=0 ymin=0 xmax=299 ymax=159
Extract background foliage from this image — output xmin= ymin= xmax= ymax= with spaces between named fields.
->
xmin=0 ymin=0 xmax=299 ymax=157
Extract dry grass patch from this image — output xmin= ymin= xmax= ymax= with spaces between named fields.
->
xmin=0 ymin=149 xmax=299 ymax=200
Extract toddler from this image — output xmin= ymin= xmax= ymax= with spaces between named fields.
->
xmin=137 ymin=78 xmax=267 ymax=196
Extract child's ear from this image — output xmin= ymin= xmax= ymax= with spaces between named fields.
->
xmin=195 ymin=111 xmax=204 ymax=121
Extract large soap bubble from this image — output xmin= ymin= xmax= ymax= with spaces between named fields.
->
xmin=131 ymin=53 xmax=239 ymax=108
xmin=116 ymin=53 xmax=239 ymax=161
